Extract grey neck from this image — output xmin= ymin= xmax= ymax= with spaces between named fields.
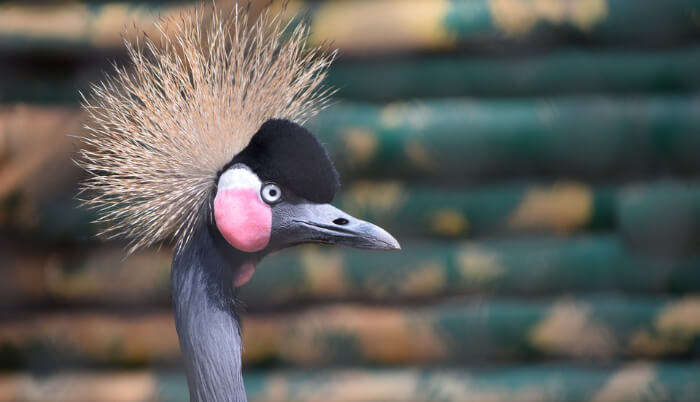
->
xmin=171 ymin=224 xmax=251 ymax=402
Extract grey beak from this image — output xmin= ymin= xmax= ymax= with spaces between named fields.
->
xmin=274 ymin=202 xmax=401 ymax=250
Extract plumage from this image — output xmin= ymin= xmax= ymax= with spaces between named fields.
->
xmin=226 ymin=119 xmax=341 ymax=203
xmin=77 ymin=4 xmax=336 ymax=253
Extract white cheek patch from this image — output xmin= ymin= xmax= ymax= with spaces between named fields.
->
xmin=218 ymin=166 xmax=262 ymax=193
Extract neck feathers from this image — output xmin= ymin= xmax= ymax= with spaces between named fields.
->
xmin=171 ymin=224 xmax=249 ymax=402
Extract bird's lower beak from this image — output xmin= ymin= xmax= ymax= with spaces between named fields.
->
xmin=274 ymin=202 xmax=400 ymax=250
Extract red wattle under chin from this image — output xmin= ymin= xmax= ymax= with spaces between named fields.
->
xmin=233 ymin=262 xmax=256 ymax=287
xmin=214 ymin=188 xmax=272 ymax=253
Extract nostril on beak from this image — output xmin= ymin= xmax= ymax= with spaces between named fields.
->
xmin=333 ymin=218 xmax=349 ymax=226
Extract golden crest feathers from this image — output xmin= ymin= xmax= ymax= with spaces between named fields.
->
xmin=77 ymin=3 xmax=336 ymax=253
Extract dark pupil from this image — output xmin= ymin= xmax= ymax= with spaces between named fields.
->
xmin=268 ymin=189 xmax=277 ymax=197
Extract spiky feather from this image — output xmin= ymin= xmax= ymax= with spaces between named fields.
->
xmin=78 ymin=4 xmax=336 ymax=253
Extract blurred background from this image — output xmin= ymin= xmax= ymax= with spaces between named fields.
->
xmin=1 ymin=0 xmax=700 ymax=401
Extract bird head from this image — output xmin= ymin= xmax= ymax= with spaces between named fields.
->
xmin=213 ymin=119 xmax=399 ymax=285
xmin=77 ymin=6 xmax=399 ymax=283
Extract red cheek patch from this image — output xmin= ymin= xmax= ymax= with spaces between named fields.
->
xmin=214 ymin=188 xmax=271 ymax=252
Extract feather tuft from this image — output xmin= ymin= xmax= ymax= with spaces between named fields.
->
xmin=77 ymin=3 xmax=336 ymax=253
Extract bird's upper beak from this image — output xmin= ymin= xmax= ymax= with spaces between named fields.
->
xmin=272 ymin=202 xmax=400 ymax=250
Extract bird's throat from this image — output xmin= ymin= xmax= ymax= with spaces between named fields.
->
xmin=171 ymin=224 xmax=250 ymax=402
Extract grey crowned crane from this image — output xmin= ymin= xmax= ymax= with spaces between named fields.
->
xmin=77 ymin=5 xmax=399 ymax=402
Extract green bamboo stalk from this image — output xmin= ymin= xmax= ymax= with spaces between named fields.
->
xmin=306 ymin=0 xmax=700 ymax=53
xmin=328 ymin=47 xmax=700 ymax=101
xmin=2 ymin=364 xmax=700 ymax=402
xmin=243 ymin=236 xmax=700 ymax=305
xmin=2 ymin=0 xmax=699 ymax=54
xmin=335 ymin=181 xmax=614 ymax=237
xmin=0 ymin=297 xmax=698 ymax=367
xmin=0 ymin=2 xmax=186 ymax=51
xmin=245 ymin=363 xmax=700 ymax=402
xmin=0 ymin=244 xmax=172 ymax=307
xmin=310 ymin=96 xmax=700 ymax=180
xmin=334 ymin=180 xmax=700 ymax=254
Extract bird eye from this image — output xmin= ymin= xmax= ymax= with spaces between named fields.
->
xmin=261 ymin=183 xmax=282 ymax=204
